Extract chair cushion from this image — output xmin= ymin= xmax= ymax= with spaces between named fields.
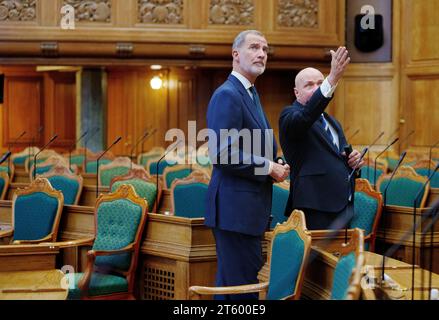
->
xmin=149 ymin=161 xmax=176 ymax=175
xmin=66 ymin=272 xmax=128 ymax=299
xmin=331 ymin=252 xmax=356 ymax=300
xmin=100 ymin=166 xmax=130 ymax=187
xmin=173 ymin=183 xmax=207 ymax=218
xmin=270 ymin=185 xmax=289 ymax=229
xmin=70 ymin=155 xmax=85 ymax=167
xmin=13 ymin=155 xmax=28 ymax=165
xmin=13 ymin=192 xmax=59 ymax=241
xmin=48 ymin=176 xmax=80 ymax=205
xmin=350 ymin=191 xmax=378 ymax=236
xmin=379 ymin=177 xmax=426 ymax=207
xmin=93 ymin=199 xmax=142 ymax=270
xmin=267 ymin=229 xmax=304 ymax=300
xmin=111 ymin=179 xmax=157 ymax=211
xmin=85 ymin=159 xmax=112 ymax=173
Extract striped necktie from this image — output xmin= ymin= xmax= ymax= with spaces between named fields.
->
xmin=320 ymin=115 xmax=337 ymax=147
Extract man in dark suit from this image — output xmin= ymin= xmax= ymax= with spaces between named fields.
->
xmin=279 ymin=47 xmax=364 ymax=230
xmin=205 ymin=30 xmax=290 ymax=300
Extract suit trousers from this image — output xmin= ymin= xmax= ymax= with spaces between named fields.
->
xmin=212 ymin=228 xmax=263 ymax=300
xmin=298 ymin=202 xmax=354 ymax=230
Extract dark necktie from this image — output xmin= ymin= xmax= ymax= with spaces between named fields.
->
xmin=249 ymin=86 xmax=268 ymax=128
xmin=320 ymin=115 xmax=337 ymax=147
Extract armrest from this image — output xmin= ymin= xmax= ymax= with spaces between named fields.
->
xmin=12 ymin=234 xmax=53 ymax=245
xmin=40 ymin=238 xmax=95 ymax=249
xmin=189 ymin=282 xmax=269 ymax=300
xmin=88 ymin=243 xmax=135 ymax=257
xmin=0 ymin=229 xmax=13 ymax=239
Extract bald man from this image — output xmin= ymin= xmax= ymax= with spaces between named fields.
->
xmin=279 ymin=47 xmax=363 ymax=230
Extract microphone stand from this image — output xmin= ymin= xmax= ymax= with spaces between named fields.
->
xmin=69 ymin=130 xmax=88 ymax=171
xmin=374 ymin=138 xmax=399 ymax=191
xmin=130 ymin=130 xmax=149 ymax=170
xmin=155 ymin=139 xmax=183 ymax=213
xmin=83 ymin=127 xmax=100 ymax=173
xmin=0 ymin=151 xmax=12 ymax=166
xmin=428 ymin=138 xmax=439 ymax=175
xmin=95 ymin=136 xmax=122 ymax=198
xmin=7 ymin=131 xmax=26 ymax=177
xmin=411 ymin=163 xmax=439 ymax=300
xmin=348 ymin=129 xmax=360 ymax=141
xmin=28 ymin=126 xmax=43 ymax=171
xmin=365 ymin=131 xmax=385 ymax=182
xmin=140 ymin=128 xmax=157 ymax=164
xmin=345 ymin=147 xmax=369 ymax=243
xmin=381 ymin=151 xmax=407 ymax=281
xmin=33 ymin=134 xmax=58 ymax=180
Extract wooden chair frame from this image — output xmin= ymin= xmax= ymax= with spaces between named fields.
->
xmin=354 ymin=179 xmax=383 ymax=252
xmin=77 ymin=184 xmax=148 ymax=300
xmin=0 ymin=162 xmax=14 ymax=182
xmin=7 ymin=178 xmax=64 ymax=244
xmin=189 ymin=210 xmax=312 ymax=300
xmin=0 ymin=171 xmax=10 ymax=200
xmin=40 ymin=164 xmax=84 ymax=205
xmin=11 ymin=147 xmax=40 ymax=169
xmin=376 ymin=166 xmax=430 ymax=208
xmin=109 ymin=168 xmax=161 ymax=213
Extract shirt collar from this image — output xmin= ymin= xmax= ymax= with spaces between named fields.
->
xmin=231 ymin=71 xmax=253 ymax=90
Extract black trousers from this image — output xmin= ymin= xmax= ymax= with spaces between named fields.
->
xmin=297 ymin=202 xmax=354 ymax=230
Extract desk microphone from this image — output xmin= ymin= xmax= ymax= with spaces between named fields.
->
xmin=381 ymin=151 xmax=407 ymax=281
xmin=427 ymin=138 xmax=439 ymax=175
xmin=69 ymin=130 xmax=88 ymax=171
xmin=348 ymin=129 xmax=360 ymax=141
xmin=28 ymin=126 xmax=43 ymax=168
xmin=374 ymin=137 xmax=399 ymax=191
xmin=130 ymin=130 xmax=150 ymax=170
xmin=0 ymin=151 xmax=12 ymax=165
xmin=95 ymin=136 xmax=122 ymax=198
xmin=83 ymin=127 xmax=100 ymax=173
xmin=33 ymin=134 xmax=58 ymax=180
xmin=7 ymin=131 xmax=26 ymax=176
xmin=365 ymin=131 xmax=385 ymax=182
xmin=155 ymin=139 xmax=183 ymax=212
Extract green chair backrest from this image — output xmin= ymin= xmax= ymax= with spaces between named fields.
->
xmin=149 ymin=160 xmax=177 ymax=175
xmin=330 ymin=252 xmax=356 ymax=300
xmin=266 ymin=229 xmax=305 ymax=300
xmin=85 ymin=159 xmax=112 ymax=173
xmin=111 ymin=179 xmax=157 ymax=211
xmin=47 ymin=176 xmax=80 ymax=205
xmin=173 ymin=182 xmax=208 ymax=218
xmin=13 ymin=192 xmax=60 ymax=241
xmin=379 ymin=177 xmax=426 ymax=207
xmin=165 ymin=168 xmax=192 ymax=189
xmin=270 ymin=184 xmax=289 ymax=229
xmin=360 ymin=166 xmax=384 ymax=186
xmin=415 ymin=168 xmax=439 ymax=188
xmin=100 ymin=166 xmax=130 ymax=187
xmin=93 ymin=199 xmax=143 ymax=271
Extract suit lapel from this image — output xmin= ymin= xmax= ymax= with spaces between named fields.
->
xmin=228 ymin=75 xmax=267 ymax=130
xmin=313 ymin=116 xmax=342 ymax=157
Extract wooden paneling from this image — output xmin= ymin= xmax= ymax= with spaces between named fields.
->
xmin=3 ymin=72 xmax=43 ymax=148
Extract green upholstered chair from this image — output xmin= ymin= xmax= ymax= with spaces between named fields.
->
xmin=413 ymin=159 xmax=439 ymax=188
xmin=11 ymin=147 xmax=40 ymax=169
xmin=270 ymin=181 xmax=289 ymax=229
xmin=162 ymin=164 xmax=192 ymax=189
xmin=84 ymin=150 xmax=115 ymax=174
xmin=98 ymin=157 xmax=135 ymax=187
xmin=0 ymin=171 xmax=10 ymax=200
xmin=146 ymin=157 xmax=178 ymax=175
xmin=359 ymin=158 xmax=388 ymax=187
xmin=40 ymin=165 xmax=83 ymax=205
xmin=25 ymin=149 xmax=59 ymax=172
xmin=0 ymin=177 xmax=64 ymax=244
xmin=64 ymin=148 xmax=90 ymax=170
xmin=0 ymin=163 xmax=13 ymax=182
xmin=110 ymin=168 xmax=161 ymax=212
xmin=330 ymin=228 xmax=365 ymax=300
xmin=29 ymin=155 xmax=73 ymax=181
xmin=66 ymin=184 xmax=148 ymax=300
xmin=137 ymin=151 xmax=162 ymax=167
xmin=85 ymin=159 xmax=112 ymax=174
xmin=170 ymin=173 xmax=209 ymax=218
xmin=376 ymin=166 xmax=430 ymax=208
xmin=189 ymin=210 xmax=312 ymax=300
xmin=350 ymin=179 xmax=383 ymax=252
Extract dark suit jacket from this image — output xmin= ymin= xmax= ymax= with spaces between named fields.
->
xmin=205 ymin=74 xmax=277 ymax=236
xmin=279 ymin=89 xmax=353 ymax=215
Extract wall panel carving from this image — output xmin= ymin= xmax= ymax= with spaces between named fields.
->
xmin=64 ymin=0 xmax=112 ymax=22
xmin=277 ymin=0 xmax=318 ymax=28
xmin=138 ymin=0 xmax=183 ymax=24
xmin=209 ymin=0 xmax=254 ymax=25
xmin=0 ymin=0 xmax=36 ymax=22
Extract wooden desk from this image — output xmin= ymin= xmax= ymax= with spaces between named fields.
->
xmin=0 ymin=269 xmax=68 ymax=300
xmin=0 ymin=244 xmax=60 ymax=272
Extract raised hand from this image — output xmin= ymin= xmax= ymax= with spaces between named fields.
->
xmin=327 ymin=46 xmax=350 ymax=86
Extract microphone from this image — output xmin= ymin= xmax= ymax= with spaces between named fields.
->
xmin=83 ymin=127 xmax=100 ymax=173
xmin=398 ymin=130 xmax=415 ymax=149
xmin=0 ymin=151 xmax=12 ymax=165
xmin=365 ymin=131 xmax=385 ymax=182
xmin=381 ymin=151 xmax=407 ymax=281
xmin=410 ymin=163 xmax=439 ymax=300
xmin=33 ymin=134 xmax=58 ymax=180
xmin=69 ymin=130 xmax=88 ymax=171
xmin=130 ymin=130 xmax=149 ymax=170
xmin=140 ymin=128 xmax=157 ymax=159
xmin=374 ymin=137 xmax=399 ymax=190
xmin=428 ymin=138 xmax=439 ymax=176
xmin=348 ymin=129 xmax=360 ymax=141
xmin=7 ymin=131 xmax=26 ymax=176
xmin=95 ymin=136 xmax=122 ymax=198
xmin=28 ymin=126 xmax=43 ymax=168
xmin=155 ymin=139 xmax=183 ymax=213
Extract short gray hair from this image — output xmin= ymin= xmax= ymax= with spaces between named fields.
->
xmin=232 ymin=30 xmax=265 ymax=50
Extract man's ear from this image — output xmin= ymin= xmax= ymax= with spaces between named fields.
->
xmin=232 ymin=49 xmax=239 ymax=61
xmin=294 ymin=87 xmax=299 ymax=98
